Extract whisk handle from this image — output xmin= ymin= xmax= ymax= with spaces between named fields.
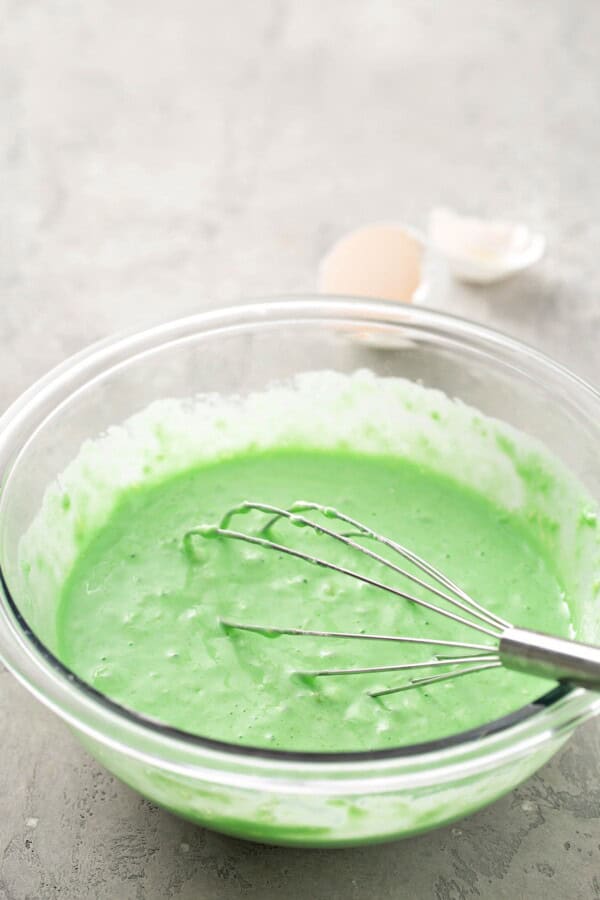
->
xmin=499 ymin=627 xmax=600 ymax=691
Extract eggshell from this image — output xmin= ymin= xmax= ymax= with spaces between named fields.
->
xmin=429 ymin=208 xmax=545 ymax=284
xmin=318 ymin=223 xmax=427 ymax=303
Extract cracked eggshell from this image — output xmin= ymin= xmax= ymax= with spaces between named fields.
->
xmin=318 ymin=222 xmax=429 ymax=304
xmin=429 ymin=208 xmax=545 ymax=285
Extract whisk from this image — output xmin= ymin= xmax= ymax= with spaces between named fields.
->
xmin=184 ymin=501 xmax=600 ymax=697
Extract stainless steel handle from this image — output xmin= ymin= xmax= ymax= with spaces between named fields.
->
xmin=499 ymin=626 xmax=600 ymax=690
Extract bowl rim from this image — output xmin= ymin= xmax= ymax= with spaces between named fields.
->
xmin=1 ymin=295 xmax=599 ymax=781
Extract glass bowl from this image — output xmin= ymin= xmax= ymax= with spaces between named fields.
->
xmin=1 ymin=297 xmax=599 ymax=848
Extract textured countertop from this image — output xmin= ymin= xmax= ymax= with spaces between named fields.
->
xmin=1 ymin=2 xmax=599 ymax=897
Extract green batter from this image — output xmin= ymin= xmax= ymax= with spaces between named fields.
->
xmin=56 ymin=447 xmax=571 ymax=752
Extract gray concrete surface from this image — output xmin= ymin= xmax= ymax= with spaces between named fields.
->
xmin=1 ymin=1 xmax=599 ymax=897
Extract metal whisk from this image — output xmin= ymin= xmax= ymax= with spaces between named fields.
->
xmin=184 ymin=501 xmax=600 ymax=697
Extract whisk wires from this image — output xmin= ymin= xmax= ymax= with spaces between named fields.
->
xmin=185 ymin=501 xmax=510 ymax=697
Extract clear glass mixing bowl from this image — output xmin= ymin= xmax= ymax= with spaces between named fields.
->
xmin=1 ymin=297 xmax=599 ymax=847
